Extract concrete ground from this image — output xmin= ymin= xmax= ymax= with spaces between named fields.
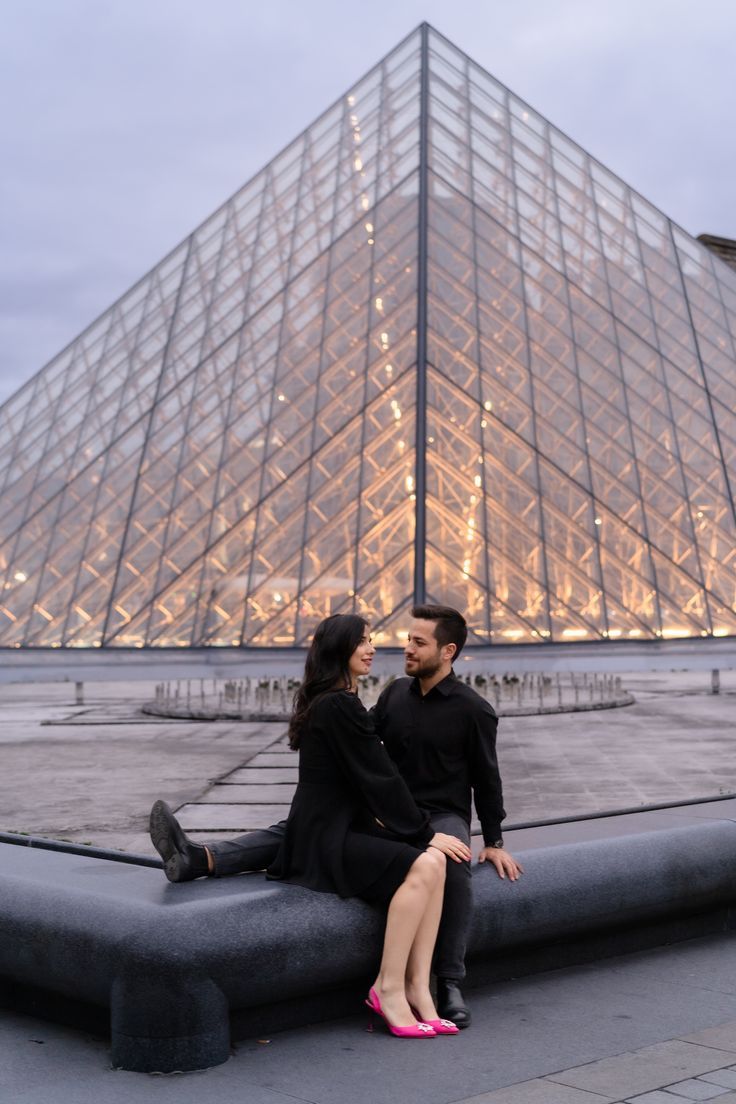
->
xmin=2 ymin=666 xmax=736 ymax=1103
xmin=3 ymin=934 xmax=736 ymax=1104
xmin=0 ymin=669 xmax=734 ymax=854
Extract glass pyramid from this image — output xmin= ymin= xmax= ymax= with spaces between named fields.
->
xmin=2 ymin=24 xmax=736 ymax=649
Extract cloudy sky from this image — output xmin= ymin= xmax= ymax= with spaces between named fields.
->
xmin=2 ymin=0 xmax=735 ymax=406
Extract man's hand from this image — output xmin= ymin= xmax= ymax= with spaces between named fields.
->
xmin=478 ymin=847 xmax=523 ymax=880
xmin=428 ymin=833 xmax=472 ymax=863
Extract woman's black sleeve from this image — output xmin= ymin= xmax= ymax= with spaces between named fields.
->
xmin=321 ymin=693 xmax=433 ymax=847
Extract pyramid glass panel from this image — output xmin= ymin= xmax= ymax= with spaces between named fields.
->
xmin=1 ymin=24 xmax=735 ymax=648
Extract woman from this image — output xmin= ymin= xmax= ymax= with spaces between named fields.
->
xmin=266 ymin=613 xmax=471 ymax=1039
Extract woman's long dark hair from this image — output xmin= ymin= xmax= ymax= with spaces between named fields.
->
xmin=288 ymin=613 xmax=368 ymax=749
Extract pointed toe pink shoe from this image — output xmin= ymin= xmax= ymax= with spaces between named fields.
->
xmin=365 ymin=988 xmax=436 ymax=1038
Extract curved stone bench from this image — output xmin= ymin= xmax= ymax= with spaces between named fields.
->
xmin=1 ymin=819 xmax=735 ymax=1073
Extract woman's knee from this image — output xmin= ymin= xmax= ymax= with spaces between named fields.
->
xmin=407 ymin=849 xmax=445 ymax=890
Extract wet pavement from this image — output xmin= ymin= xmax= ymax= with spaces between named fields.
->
xmin=1 ymin=668 xmax=734 ymax=855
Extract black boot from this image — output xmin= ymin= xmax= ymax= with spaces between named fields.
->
xmin=436 ymin=979 xmax=471 ymax=1029
xmin=149 ymin=800 xmax=210 ymax=882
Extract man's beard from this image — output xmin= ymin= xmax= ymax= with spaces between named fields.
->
xmin=405 ymin=656 xmax=442 ymax=679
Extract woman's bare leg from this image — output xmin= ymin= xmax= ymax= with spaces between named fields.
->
xmin=371 ymin=849 xmax=444 ymax=1027
xmin=404 ymin=855 xmax=446 ymax=1021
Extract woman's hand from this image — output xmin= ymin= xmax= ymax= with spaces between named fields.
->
xmin=428 ymin=833 xmax=472 ymax=863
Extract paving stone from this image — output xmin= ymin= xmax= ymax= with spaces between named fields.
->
xmin=549 ymin=1042 xmax=736 ymax=1099
xmin=663 ymin=1077 xmax=730 ymax=1098
xmin=700 ymin=1073 xmax=736 ymax=1090
xmin=199 ymin=783 xmax=296 ymax=803
xmin=246 ymin=752 xmax=297 ymax=766
xmin=683 ymin=1027 xmax=736 ymax=1054
xmin=624 ymin=1093 xmax=687 ymax=1104
xmin=225 ymin=767 xmax=298 ymax=783
xmin=453 ymin=1077 xmax=617 ymax=1103
xmin=177 ymin=803 xmax=291 ymax=830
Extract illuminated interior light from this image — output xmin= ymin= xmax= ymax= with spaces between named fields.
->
xmin=713 ymin=628 xmax=728 ymax=637
xmin=375 ymin=297 xmax=383 ymax=311
xmin=277 ymin=393 xmax=286 ymax=402
xmin=380 ymin=332 xmax=389 ymax=347
xmin=481 ymin=419 xmax=487 ymax=428
xmin=661 ymin=627 xmax=691 ymax=638
xmin=405 ymin=476 xmax=414 ymax=492
xmin=354 ymin=157 xmax=363 ymax=171
xmin=607 ymin=629 xmax=622 ymax=638
xmin=365 ymin=222 xmax=374 ymax=233
xmin=350 ymin=114 xmax=358 ymax=125
xmin=502 ymin=629 xmax=524 ymax=639
xmin=561 ymin=628 xmax=588 ymax=637
xmin=474 ymin=475 xmax=482 ymax=487
xmin=484 ymin=400 xmax=492 ymax=411
xmin=409 ymin=493 xmax=416 ymax=501
xmin=367 ymin=238 xmax=374 ymax=245
xmin=594 ymin=517 xmax=602 ymax=526
xmin=347 ymin=95 xmax=355 ymax=106
xmin=13 ymin=571 xmax=27 ymax=582
xmin=273 ymin=593 xmax=282 ymax=603
xmin=384 ymin=363 xmax=393 ymax=376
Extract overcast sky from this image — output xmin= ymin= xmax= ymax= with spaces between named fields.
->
xmin=2 ymin=0 xmax=735 ymax=406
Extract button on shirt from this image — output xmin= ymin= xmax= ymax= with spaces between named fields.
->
xmin=371 ymin=672 xmax=506 ymax=846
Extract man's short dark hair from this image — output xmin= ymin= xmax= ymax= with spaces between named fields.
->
xmin=411 ymin=604 xmax=468 ymax=660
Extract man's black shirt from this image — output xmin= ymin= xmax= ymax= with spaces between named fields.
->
xmin=371 ymin=672 xmax=505 ymax=845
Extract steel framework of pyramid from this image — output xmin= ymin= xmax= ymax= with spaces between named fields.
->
xmin=1 ymin=24 xmax=736 ymax=650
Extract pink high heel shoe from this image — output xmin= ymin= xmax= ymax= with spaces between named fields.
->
xmin=410 ymin=1008 xmax=459 ymax=1035
xmin=365 ymin=988 xmax=436 ymax=1038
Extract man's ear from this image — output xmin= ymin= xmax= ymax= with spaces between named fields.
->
xmin=444 ymin=642 xmax=457 ymax=663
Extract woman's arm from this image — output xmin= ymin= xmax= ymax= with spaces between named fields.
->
xmin=319 ymin=692 xmax=434 ymax=845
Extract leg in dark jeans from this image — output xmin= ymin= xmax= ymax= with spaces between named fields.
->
xmin=428 ymin=811 xmax=471 ymax=981
xmin=209 ymin=822 xmax=286 ymax=876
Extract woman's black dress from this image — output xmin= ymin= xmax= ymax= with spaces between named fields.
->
xmin=267 ymin=690 xmax=433 ymax=904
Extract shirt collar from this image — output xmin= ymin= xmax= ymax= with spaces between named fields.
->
xmin=409 ymin=671 xmax=457 ymax=698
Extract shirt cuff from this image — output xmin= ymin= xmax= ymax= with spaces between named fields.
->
xmin=482 ymin=824 xmax=502 ymax=847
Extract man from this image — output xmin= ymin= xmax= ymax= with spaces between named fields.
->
xmin=149 ymin=604 xmax=521 ymax=1028
xmin=370 ymin=604 xmax=522 ymax=1026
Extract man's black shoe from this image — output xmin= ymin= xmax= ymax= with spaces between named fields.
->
xmin=149 ymin=800 xmax=210 ymax=882
xmin=436 ymin=979 xmax=471 ymax=1028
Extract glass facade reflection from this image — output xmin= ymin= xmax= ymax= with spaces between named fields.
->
xmin=1 ymin=25 xmax=735 ymax=648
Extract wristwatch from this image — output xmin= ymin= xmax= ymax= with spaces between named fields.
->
xmin=489 ymin=838 xmax=504 ymax=849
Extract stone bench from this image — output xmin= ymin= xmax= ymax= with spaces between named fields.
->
xmin=1 ymin=820 xmax=735 ymax=1073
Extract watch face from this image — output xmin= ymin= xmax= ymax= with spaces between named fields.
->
xmin=492 ymin=839 xmax=504 ymax=848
